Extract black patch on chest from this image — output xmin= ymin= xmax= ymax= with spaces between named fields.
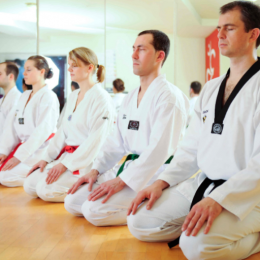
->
xmin=18 ymin=118 xmax=24 ymax=124
xmin=128 ymin=120 xmax=139 ymax=131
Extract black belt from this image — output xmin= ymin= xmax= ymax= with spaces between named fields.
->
xmin=168 ymin=177 xmax=226 ymax=249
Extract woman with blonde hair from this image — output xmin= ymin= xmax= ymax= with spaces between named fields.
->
xmin=0 ymin=55 xmax=60 ymax=187
xmin=24 ymin=47 xmax=116 ymax=202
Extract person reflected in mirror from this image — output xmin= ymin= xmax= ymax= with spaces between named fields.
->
xmin=187 ymin=81 xmax=201 ymax=126
xmin=112 ymin=78 xmax=126 ymax=115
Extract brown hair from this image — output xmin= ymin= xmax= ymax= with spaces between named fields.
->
xmin=0 ymin=62 xmax=19 ymax=82
xmin=220 ymin=1 xmax=260 ymax=48
xmin=113 ymin=78 xmax=125 ymax=92
xmin=69 ymin=47 xmax=105 ymax=83
xmin=27 ymin=55 xmax=53 ymax=79
xmin=22 ymin=78 xmax=32 ymax=90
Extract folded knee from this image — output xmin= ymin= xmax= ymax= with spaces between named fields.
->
xmin=180 ymin=232 xmax=205 ymax=260
xmin=180 ymin=232 xmax=230 ymax=260
xmin=64 ymin=194 xmax=83 ymax=216
xmin=127 ymin=213 xmax=183 ymax=242
xmin=127 ymin=214 xmax=149 ymax=241
xmin=23 ymin=178 xmax=38 ymax=197
xmin=81 ymin=201 xmax=103 ymax=226
xmin=0 ymin=171 xmax=24 ymax=187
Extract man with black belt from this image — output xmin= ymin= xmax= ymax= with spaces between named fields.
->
xmin=127 ymin=2 xmax=260 ymax=259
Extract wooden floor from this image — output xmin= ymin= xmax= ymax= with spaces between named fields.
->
xmin=0 ymin=186 xmax=260 ymax=260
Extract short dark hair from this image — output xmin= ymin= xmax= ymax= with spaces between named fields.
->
xmin=71 ymin=81 xmax=79 ymax=89
xmin=113 ymin=78 xmax=125 ymax=92
xmin=0 ymin=62 xmax=19 ymax=82
xmin=22 ymin=78 xmax=32 ymax=90
xmin=138 ymin=30 xmax=170 ymax=66
xmin=220 ymin=1 xmax=260 ymax=48
xmin=190 ymin=81 xmax=201 ymax=94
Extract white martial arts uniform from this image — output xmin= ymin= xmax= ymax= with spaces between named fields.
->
xmin=0 ymin=87 xmax=21 ymax=137
xmin=112 ymin=92 xmax=126 ymax=114
xmin=65 ymin=74 xmax=189 ymax=226
xmin=24 ymin=83 xmax=116 ymax=202
xmin=187 ymin=96 xmax=198 ymax=126
xmin=0 ymin=86 xmax=59 ymax=187
xmin=56 ymin=102 xmax=67 ymax=129
xmin=128 ymin=66 xmax=260 ymax=260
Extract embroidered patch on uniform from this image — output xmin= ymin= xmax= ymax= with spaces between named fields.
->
xmin=102 ymin=117 xmax=109 ymax=120
xmin=203 ymin=116 xmax=207 ymax=123
xmin=128 ymin=120 xmax=139 ymax=130
xmin=18 ymin=118 xmax=24 ymax=124
xmin=68 ymin=115 xmax=72 ymax=121
xmin=123 ymin=114 xmax=127 ymax=119
xmin=203 ymin=110 xmax=209 ymax=114
xmin=211 ymin=123 xmax=224 ymax=135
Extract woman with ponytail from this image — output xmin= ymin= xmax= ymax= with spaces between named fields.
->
xmin=24 ymin=47 xmax=116 ymax=202
xmin=0 ymin=55 xmax=60 ymax=187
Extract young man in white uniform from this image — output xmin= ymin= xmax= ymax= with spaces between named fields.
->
xmin=187 ymin=81 xmax=201 ymax=126
xmin=65 ymin=30 xmax=189 ymax=226
xmin=0 ymin=56 xmax=59 ymax=187
xmin=127 ymin=2 xmax=260 ymax=260
xmin=0 ymin=62 xmax=21 ymax=137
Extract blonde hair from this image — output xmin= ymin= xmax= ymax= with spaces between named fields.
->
xmin=69 ymin=47 xmax=105 ymax=83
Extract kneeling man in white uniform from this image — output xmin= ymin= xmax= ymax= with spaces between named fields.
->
xmin=65 ymin=30 xmax=189 ymax=226
xmin=127 ymin=2 xmax=260 ymax=260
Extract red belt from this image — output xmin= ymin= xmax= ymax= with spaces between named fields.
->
xmin=0 ymin=133 xmax=55 ymax=171
xmin=55 ymin=145 xmax=79 ymax=175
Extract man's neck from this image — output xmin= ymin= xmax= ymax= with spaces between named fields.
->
xmin=190 ymin=93 xmax=199 ymax=98
xmin=229 ymin=52 xmax=258 ymax=80
xmin=139 ymin=70 xmax=160 ymax=93
xmin=3 ymin=84 xmax=15 ymax=96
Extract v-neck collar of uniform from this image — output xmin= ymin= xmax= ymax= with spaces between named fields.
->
xmin=24 ymin=85 xmax=48 ymax=109
xmin=136 ymin=74 xmax=166 ymax=109
xmin=72 ymin=83 xmax=99 ymax=113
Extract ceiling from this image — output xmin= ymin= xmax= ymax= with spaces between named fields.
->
xmin=0 ymin=0 xmax=258 ymax=39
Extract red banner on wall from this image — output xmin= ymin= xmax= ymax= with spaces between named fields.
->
xmin=205 ymin=29 xmax=220 ymax=82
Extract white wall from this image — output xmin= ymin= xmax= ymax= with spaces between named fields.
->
xmin=0 ymin=32 xmax=206 ymax=99
xmin=220 ymin=54 xmax=229 ymax=76
xmin=176 ymin=37 xmax=205 ymax=97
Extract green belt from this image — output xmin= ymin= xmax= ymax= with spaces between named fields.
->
xmin=116 ymin=154 xmax=174 ymax=177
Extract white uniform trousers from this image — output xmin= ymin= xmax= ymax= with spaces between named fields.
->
xmin=127 ymin=182 xmax=260 ymax=260
xmin=24 ymin=169 xmax=79 ymax=202
xmin=127 ymin=185 xmax=190 ymax=242
xmin=0 ymin=163 xmax=31 ymax=187
xmin=65 ymin=162 xmax=168 ymax=226
xmin=65 ymin=164 xmax=137 ymax=226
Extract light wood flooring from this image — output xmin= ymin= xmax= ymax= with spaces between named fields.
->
xmin=0 ymin=185 xmax=260 ymax=260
